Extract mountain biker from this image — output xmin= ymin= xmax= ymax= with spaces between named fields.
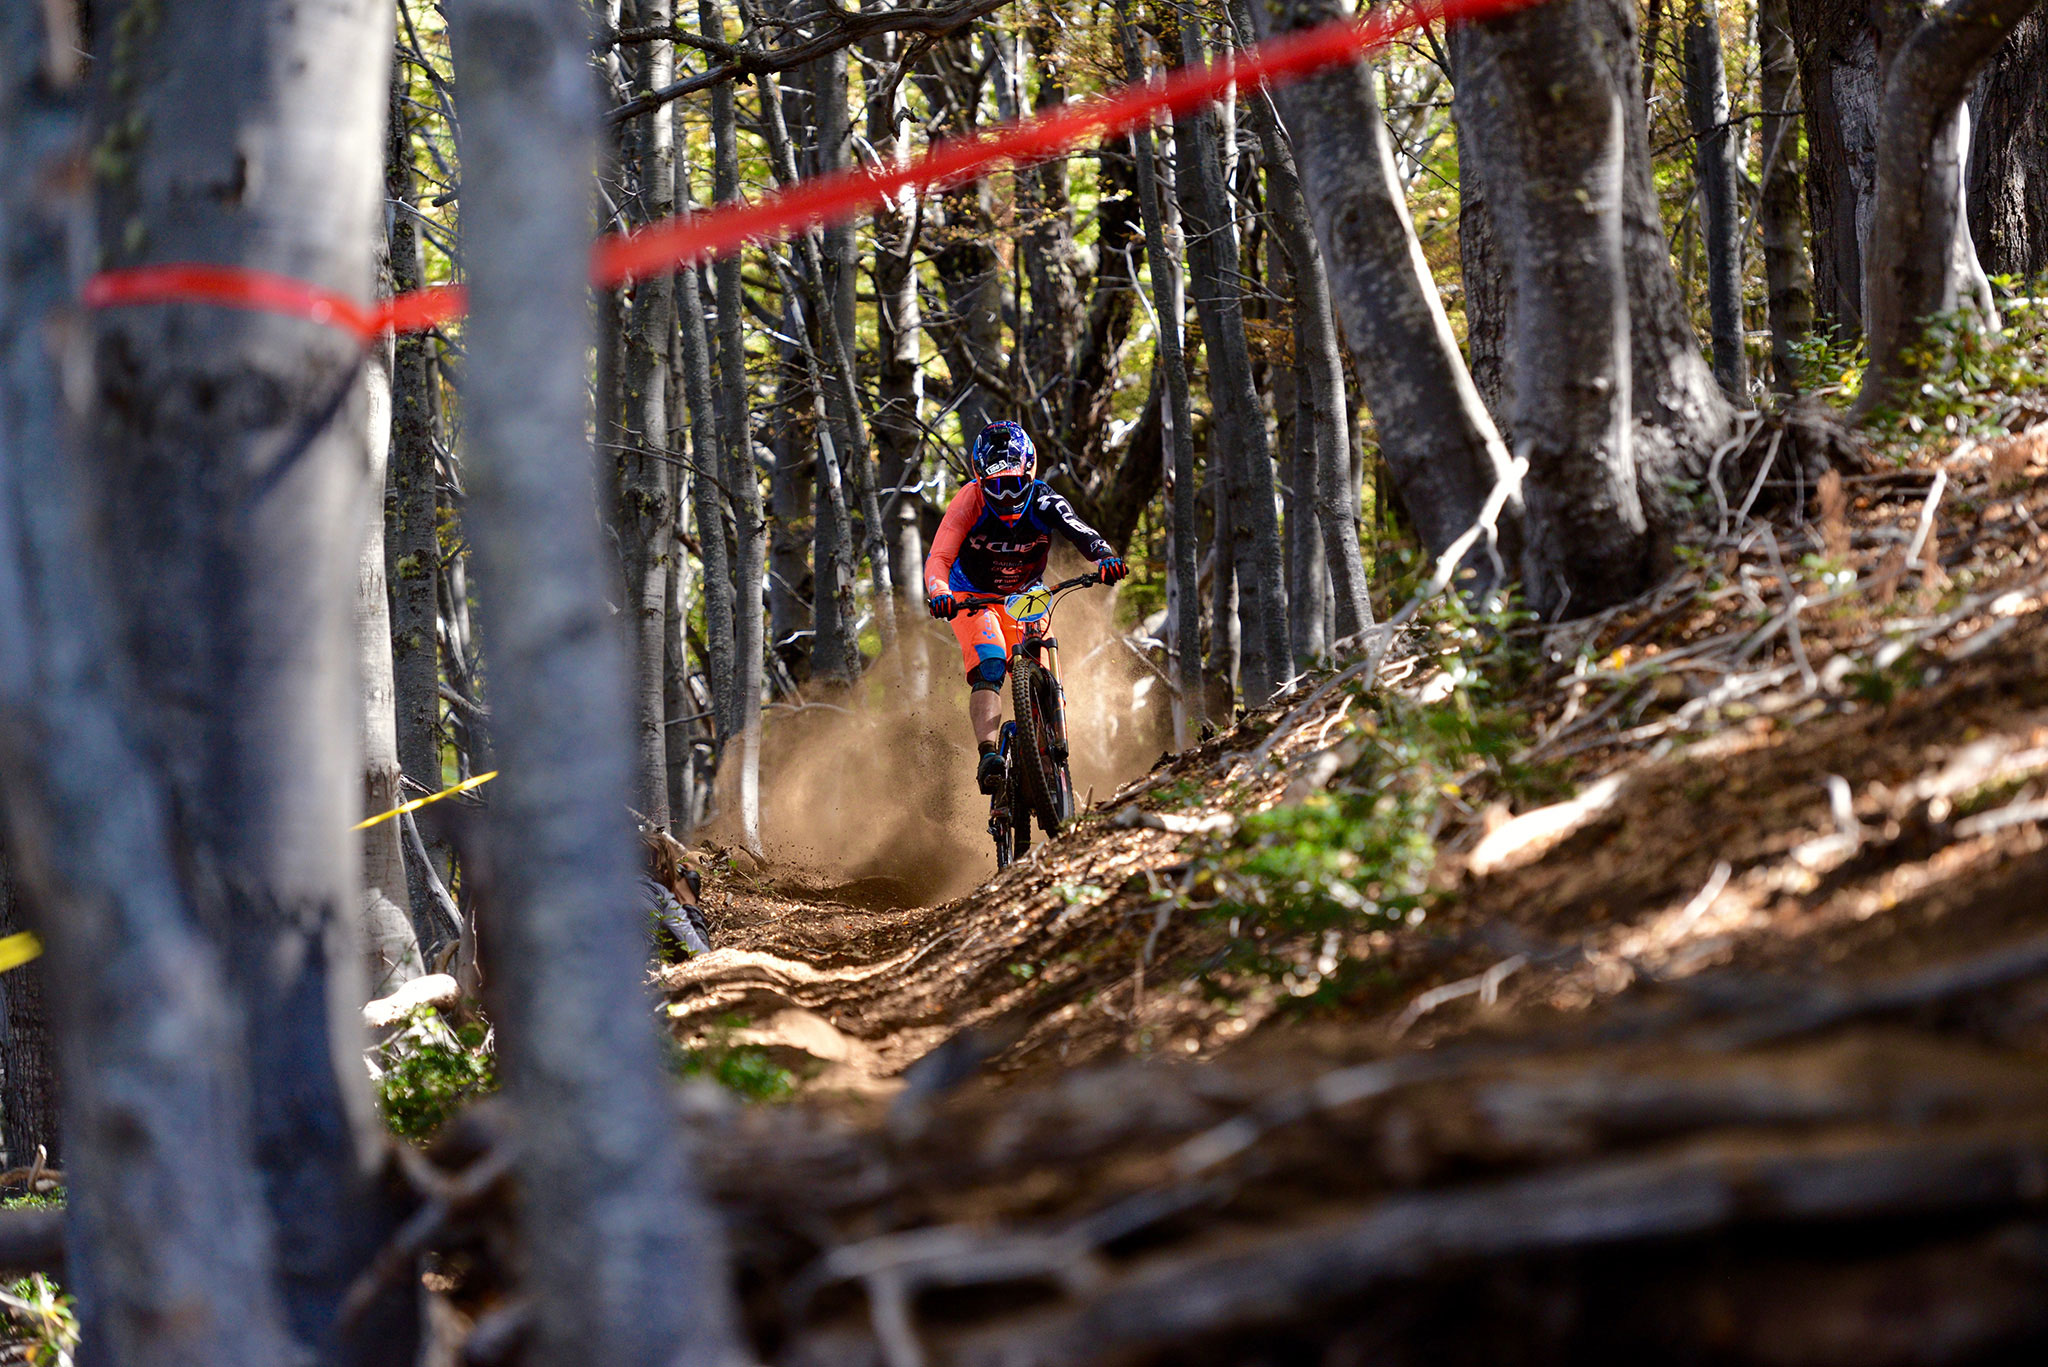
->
xmin=923 ymin=421 xmax=1128 ymax=795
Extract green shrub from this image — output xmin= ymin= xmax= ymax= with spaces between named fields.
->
xmin=0 ymin=1274 xmax=76 ymax=1366
xmin=668 ymin=1015 xmax=797 ymax=1102
xmin=374 ymin=1008 xmax=496 ymax=1141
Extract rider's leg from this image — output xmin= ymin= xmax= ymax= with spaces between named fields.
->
xmin=953 ymin=606 xmax=1012 ymax=791
xmin=968 ymin=688 xmax=1002 ymax=747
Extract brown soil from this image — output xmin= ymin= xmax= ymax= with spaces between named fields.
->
xmin=660 ymin=419 xmax=2048 ymax=1364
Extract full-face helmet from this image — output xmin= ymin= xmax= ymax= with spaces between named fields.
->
xmin=970 ymin=421 xmax=1035 ymax=521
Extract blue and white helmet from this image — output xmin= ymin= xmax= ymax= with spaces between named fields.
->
xmin=970 ymin=421 xmax=1035 ymax=521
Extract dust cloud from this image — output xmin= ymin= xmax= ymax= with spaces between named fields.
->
xmin=706 ymin=566 xmax=1172 ymax=908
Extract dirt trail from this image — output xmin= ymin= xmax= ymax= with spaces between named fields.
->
xmin=663 ymin=422 xmax=2048 ymax=1363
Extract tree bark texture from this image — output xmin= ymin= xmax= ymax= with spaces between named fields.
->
xmin=1451 ymin=24 xmax=1513 ymax=426
xmin=0 ymin=847 xmax=58 ymax=1168
xmin=86 ymin=0 xmax=417 ymax=1356
xmin=1759 ymin=0 xmax=1817 ymax=391
xmin=1020 ymin=21 xmax=1085 ymax=447
xmin=360 ymin=346 xmax=427 ymax=994
xmin=708 ymin=0 xmax=766 ymax=850
xmin=767 ymin=320 xmax=816 ymax=676
xmin=1228 ymin=0 xmax=1373 ymax=643
xmin=1966 ymin=9 xmax=2048 ymax=279
xmin=759 ymin=72 xmax=864 ymax=683
xmin=1681 ymin=0 xmax=1751 ymax=397
xmin=679 ymin=257 xmax=735 ymax=768
xmin=1590 ymin=0 xmax=1737 ymax=469
xmin=1855 ymin=0 xmax=2044 ymax=417
xmin=385 ymin=64 xmax=448 ymax=941
xmin=444 ymin=2 xmax=745 ymax=1362
xmin=1172 ymin=14 xmax=1288 ymax=704
xmin=620 ymin=0 xmax=679 ymax=827
xmin=1464 ymin=0 xmax=1656 ymax=618
xmin=1119 ymin=10 xmax=1202 ymax=737
xmin=1788 ymin=0 xmax=1882 ymax=335
xmin=1 ymin=11 xmax=300 ymax=1359
xmin=1255 ymin=0 xmax=1518 ymax=595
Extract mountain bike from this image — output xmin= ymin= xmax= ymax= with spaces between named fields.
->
xmin=944 ymin=572 xmax=1101 ymax=869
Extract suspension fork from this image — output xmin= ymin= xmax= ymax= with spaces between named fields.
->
xmin=1021 ymin=629 xmax=1069 ymax=758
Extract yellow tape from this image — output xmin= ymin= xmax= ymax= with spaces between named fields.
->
xmin=0 ymin=932 xmax=42 ymax=974
xmin=354 ymin=770 xmax=499 ymax=831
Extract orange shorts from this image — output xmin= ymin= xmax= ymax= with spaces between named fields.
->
xmin=951 ymin=604 xmax=1022 ymax=686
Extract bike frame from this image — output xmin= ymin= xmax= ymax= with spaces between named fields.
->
xmin=946 ymin=572 xmax=1099 ymax=864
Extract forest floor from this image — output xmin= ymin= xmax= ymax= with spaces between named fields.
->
xmin=660 ymin=413 xmax=2048 ymax=1365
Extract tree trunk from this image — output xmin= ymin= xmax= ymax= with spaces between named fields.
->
xmin=1254 ymin=0 xmax=1519 ymax=593
xmin=361 ymin=343 xmax=427 ymax=994
xmin=1452 ymin=25 xmax=1513 ymax=426
xmin=1228 ymin=0 xmax=1374 ymax=642
xmin=1465 ymin=0 xmax=1656 ymax=618
xmin=920 ymin=38 xmax=1002 ymax=444
xmin=1172 ymin=13 xmax=1288 ymax=705
xmin=1758 ymin=0 xmax=1816 ymax=391
xmin=0 ymin=40 xmax=297 ymax=1338
xmin=1119 ymin=9 xmax=1202 ymax=741
xmin=679 ymin=255 xmax=734 ymax=766
xmin=1788 ymin=0 xmax=1881 ymax=336
xmin=0 ymin=845 xmax=58 ymax=1168
xmin=708 ymin=0 xmax=765 ymax=851
xmin=800 ymin=38 xmax=896 ymax=648
xmin=1065 ymin=148 xmax=1140 ymax=475
xmin=1682 ymin=0 xmax=1751 ymax=397
xmin=85 ymin=0 xmax=418 ymax=1356
xmin=758 ymin=71 xmax=871 ymax=682
xmin=443 ymin=2 xmax=745 ymax=1362
xmin=768 ymin=328 xmax=815 ymax=675
xmin=1020 ymin=21 xmax=1085 ymax=446
xmin=386 ymin=62 xmax=449 ymax=943
xmin=1855 ymin=0 xmax=2042 ymax=418
xmin=619 ymin=1 xmax=679 ymax=827
xmin=1592 ymin=0 xmax=1738 ymax=472
xmin=1967 ymin=9 xmax=2048 ymax=279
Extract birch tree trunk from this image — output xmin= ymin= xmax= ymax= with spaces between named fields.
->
xmin=385 ymin=62 xmax=449 ymax=939
xmin=1119 ymin=9 xmax=1202 ymax=741
xmin=1682 ymin=0 xmax=1751 ymax=397
xmin=1592 ymin=0 xmax=1737 ymax=471
xmin=758 ymin=72 xmax=864 ymax=683
xmin=1855 ymin=0 xmax=2042 ymax=418
xmin=1464 ymin=0 xmax=1655 ymax=618
xmin=1758 ymin=0 xmax=1816 ymax=392
xmin=0 ymin=102 xmax=296 ymax=1346
xmin=1172 ymin=14 xmax=1288 ymax=705
xmin=444 ymin=2 xmax=745 ymax=1362
xmin=84 ymin=0 xmax=418 ymax=1355
xmin=620 ymin=0 xmax=679 ymax=826
xmin=708 ymin=0 xmax=766 ymax=850
xmin=1227 ymin=0 xmax=1374 ymax=641
xmin=361 ymin=346 xmax=426 ymax=993
xmin=1253 ymin=0 xmax=1518 ymax=591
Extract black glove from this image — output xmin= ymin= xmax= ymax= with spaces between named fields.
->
xmin=927 ymin=590 xmax=956 ymax=619
xmin=1097 ymin=556 xmax=1129 ymax=584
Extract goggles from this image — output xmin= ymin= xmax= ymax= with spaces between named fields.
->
xmin=982 ymin=471 xmax=1029 ymax=505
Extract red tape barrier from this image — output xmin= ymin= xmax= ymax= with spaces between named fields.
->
xmin=81 ymin=0 xmax=1538 ymax=339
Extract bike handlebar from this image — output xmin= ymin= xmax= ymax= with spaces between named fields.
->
xmin=939 ymin=571 xmax=1101 ymax=618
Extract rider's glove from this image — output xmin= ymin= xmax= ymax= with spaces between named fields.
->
xmin=1097 ymin=556 xmax=1129 ymax=584
xmin=927 ymin=591 xmax=956 ymax=619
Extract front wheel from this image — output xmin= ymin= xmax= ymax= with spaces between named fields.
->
xmin=1012 ymin=658 xmax=1073 ymax=837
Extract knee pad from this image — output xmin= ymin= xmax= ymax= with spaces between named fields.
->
xmin=968 ymin=658 xmax=1008 ymax=691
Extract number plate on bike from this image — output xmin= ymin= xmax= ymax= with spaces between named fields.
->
xmin=1005 ymin=585 xmax=1052 ymax=622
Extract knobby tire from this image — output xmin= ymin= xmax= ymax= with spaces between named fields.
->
xmin=1012 ymin=658 xmax=1071 ymax=837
